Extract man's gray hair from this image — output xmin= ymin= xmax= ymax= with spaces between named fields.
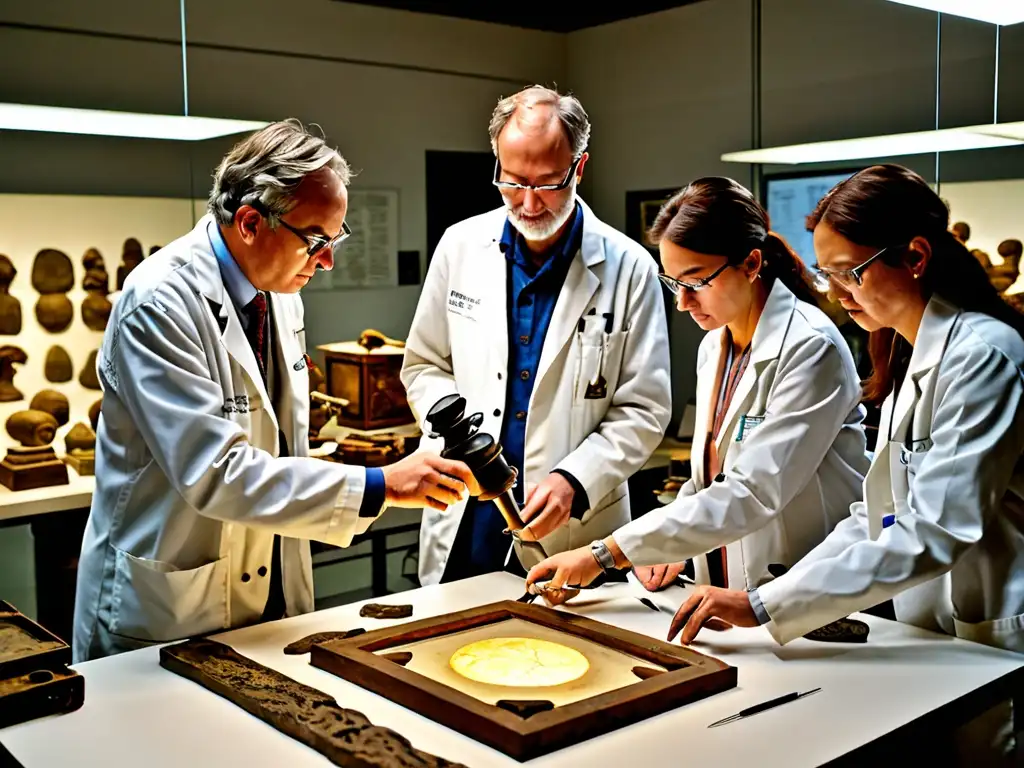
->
xmin=488 ymin=85 xmax=590 ymax=158
xmin=208 ymin=118 xmax=352 ymax=227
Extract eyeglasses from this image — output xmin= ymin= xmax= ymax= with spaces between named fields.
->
xmin=658 ymin=262 xmax=732 ymax=297
xmin=492 ymin=154 xmax=584 ymax=192
xmin=814 ymin=243 xmax=907 ymax=290
xmin=276 ymin=217 xmax=352 ymax=258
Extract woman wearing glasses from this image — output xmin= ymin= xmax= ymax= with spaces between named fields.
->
xmin=525 ymin=176 xmax=869 ymax=601
xmin=666 ymin=165 xmax=1024 ymax=663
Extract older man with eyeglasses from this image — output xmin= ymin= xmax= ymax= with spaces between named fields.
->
xmin=402 ymin=86 xmax=672 ymax=587
xmin=73 ymin=120 xmax=473 ymax=661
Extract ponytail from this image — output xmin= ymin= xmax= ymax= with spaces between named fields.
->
xmin=759 ymin=231 xmax=821 ymax=307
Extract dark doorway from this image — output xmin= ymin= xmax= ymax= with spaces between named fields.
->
xmin=426 ymin=150 xmax=498 ymax=265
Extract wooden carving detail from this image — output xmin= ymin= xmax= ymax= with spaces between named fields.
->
xmin=160 ymin=638 xmax=465 ymax=768
xmin=283 ymin=629 xmax=366 ymax=656
xmin=359 ymin=603 xmax=413 ymax=620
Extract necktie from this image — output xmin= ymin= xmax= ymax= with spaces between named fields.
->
xmin=243 ymin=292 xmax=285 ymax=621
xmin=246 ymin=292 xmax=268 ymax=378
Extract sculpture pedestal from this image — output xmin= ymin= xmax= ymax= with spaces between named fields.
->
xmin=0 ymin=446 xmax=70 ymax=491
xmin=63 ymin=451 xmax=95 ymax=477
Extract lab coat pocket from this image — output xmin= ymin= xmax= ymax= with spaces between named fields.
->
xmin=572 ymin=331 xmax=629 ymax=404
xmin=109 ymin=549 xmax=230 ymax=643
xmin=953 ymin=612 xmax=1024 ymax=654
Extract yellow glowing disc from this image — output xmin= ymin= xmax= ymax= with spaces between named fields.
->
xmin=449 ymin=637 xmax=589 ymax=687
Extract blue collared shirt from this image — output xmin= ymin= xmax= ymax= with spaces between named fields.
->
xmin=459 ymin=203 xmax=586 ymax=574
xmin=207 ymin=222 xmax=384 ymax=515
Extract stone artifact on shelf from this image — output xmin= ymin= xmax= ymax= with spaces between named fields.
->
xmin=88 ymin=398 xmax=102 ymax=431
xmin=0 ymin=346 xmax=27 ymax=402
xmin=44 ymin=345 xmax=73 ymax=383
xmin=116 ymin=238 xmax=144 ymax=291
xmin=0 ymin=255 xmax=22 ymax=336
xmin=78 ymin=349 xmax=101 ymax=390
xmin=29 ymin=390 xmax=70 ymax=427
xmin=0 ymin=409 xmax=69 ymax=491
xmin=81 ymin=248 xmax=112 ymax=332
xmin=63 ymin=422 xmax=96 ymax=476
xmin=31 ymin=249 xmax=74 ymax=333
xmin=160 ymin=638 xmax=465 ymax=768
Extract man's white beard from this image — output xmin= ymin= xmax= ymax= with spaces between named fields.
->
xmin=505 ymin=185 xmax=577 ymax=243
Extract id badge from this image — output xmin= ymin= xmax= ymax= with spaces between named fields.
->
xmin=736 ymin=414 xmax=764 ymax=442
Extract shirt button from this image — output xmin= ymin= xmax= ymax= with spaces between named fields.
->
xmin=520 ymin=335 xmax=530 ymax=345
xmin=520 ymin=370 xmax=530 ymax=381
xmin=497 ymin=372 xmax=502 ymax=380
xmin=258 ymin=566 xmax=268 ymax=577
xmin=241 ymin=572 xmax=251 ymax=583
xmin=493 ymin=408 xmax=501 ymax=417
xmin=516 ymin=411 xmax=526 ymax=420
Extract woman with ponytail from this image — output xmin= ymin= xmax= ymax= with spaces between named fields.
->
xmin=525 ymin=176 xmax=870 ymax=600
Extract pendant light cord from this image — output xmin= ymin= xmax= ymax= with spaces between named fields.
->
xmin=180 ymin=0 xmax=197 ymax=226
xmin=180 ymin=0 xmax=189 ymax=117
xmin=934 ymin=12 xmax=941 ymax=196
xmin=994 ymin=25 xmax=1000 ymax=124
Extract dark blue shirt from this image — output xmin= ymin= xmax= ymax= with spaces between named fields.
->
xmin=456 ymin=203 xmax=585 ymax=576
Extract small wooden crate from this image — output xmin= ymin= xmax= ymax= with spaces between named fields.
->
xmin=317 ymin=341 xmax=413 ymax=430
xmin=311 ymin=600 xmax=736 ymax=761
xmin=0 ymin=600 xmax=84 ymax=729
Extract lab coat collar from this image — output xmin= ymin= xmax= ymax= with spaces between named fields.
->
xmin=710 ymin=279 xmax=798 ymax=455
xmin=906 ymin=293 xmax=960 ymax=380
xmin=882 ymin=294 xmax=959 ymax=456
xmin=189 ymin=214 xmax=279 ymax=438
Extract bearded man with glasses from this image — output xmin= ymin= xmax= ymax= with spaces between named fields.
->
xmin=74 ymin=120 xmax=473 ymax=661
xmin=403 ymin=86 xmax=671 ymax=587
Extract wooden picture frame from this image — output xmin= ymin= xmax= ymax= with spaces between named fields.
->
xmin=311 ymin=600 xmax=736 ymax=761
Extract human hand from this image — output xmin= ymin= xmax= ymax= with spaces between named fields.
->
xmin=524 ymin=546 xmax=603 ymax=606
xmin=633 ymin=562 xmax=687 ymax=592
xmin=381 ymin=453 xmax=473 ymax=511
xmin=666 ymin=585 xmax=758 ymax=645
xmin=518 ymin=473 xmax=576 ymax=542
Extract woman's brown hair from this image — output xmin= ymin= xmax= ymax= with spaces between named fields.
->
xmin=808 ymin=163 xmax=1024 ymax=404
xmin=648 ymin=176 xmax=819 ymax=307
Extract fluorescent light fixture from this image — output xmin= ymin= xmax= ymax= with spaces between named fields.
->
xmin=886 ymin=1 xmax=1024 ymax=26
xmin=721 ymin=121 xmax=1024 ymax=164
xmin=0 ymin=103 xmax=268 ymax=141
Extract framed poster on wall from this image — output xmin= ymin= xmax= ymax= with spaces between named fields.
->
xmin=625 ymin=187 xmax=678 ymax=258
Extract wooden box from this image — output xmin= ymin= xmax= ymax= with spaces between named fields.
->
xmin=311 ymin=600 xmax=736 ymax=761
xmin=0 ymin=600 xmax=84 ymax=729
xmin=317 ymin=341 xmax=413 ymax=430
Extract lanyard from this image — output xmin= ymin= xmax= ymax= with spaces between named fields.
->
xmin=713 ymin=339 xmax=752 ymax=440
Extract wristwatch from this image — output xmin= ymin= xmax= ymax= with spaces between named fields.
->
xmin=590 ymin=539 xmax=616 ymax=572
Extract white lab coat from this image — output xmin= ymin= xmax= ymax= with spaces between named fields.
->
xmin=73 ymin=215 xmax=383 ymax=662
xmin=758 ymin=294 xmax=1024 ymax=653
xmin=615 ymin=280 xmax=870 ymax=589
xmin=402 ymin=199 xmax=672 ymax=585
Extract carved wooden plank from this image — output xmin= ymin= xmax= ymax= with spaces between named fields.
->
xmin=160 ymin=638 xmax=465 ymax=768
